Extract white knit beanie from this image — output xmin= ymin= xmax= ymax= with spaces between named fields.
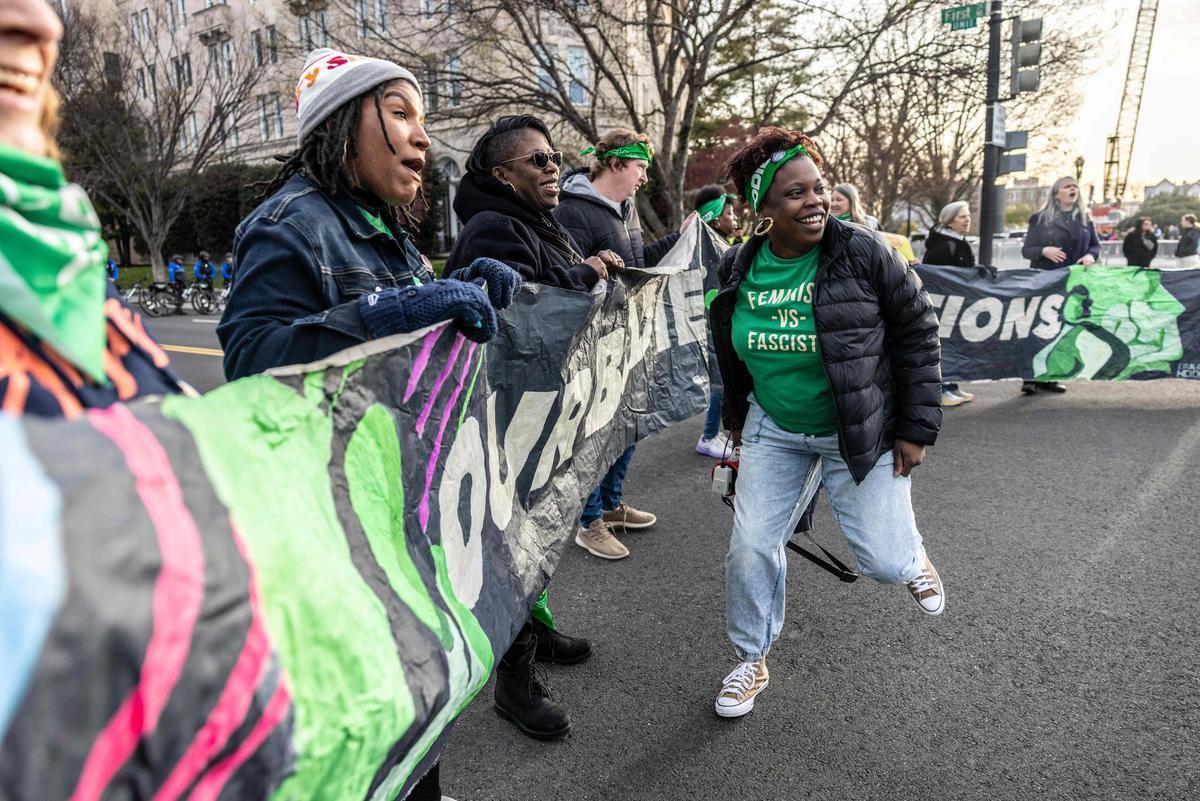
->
xmin=294 ymin=48 xmax=421 ymax=144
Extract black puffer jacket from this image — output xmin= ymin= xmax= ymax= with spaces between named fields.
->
xmin=447 ymin=173 xmax=600 ymax=291
xmin=923 ymin=226 xmax=976 ymax=268
xmin=710 ymin=216 xmax=942 ymax=483
xmin=554 ymin=171 xmax=679 ymax=268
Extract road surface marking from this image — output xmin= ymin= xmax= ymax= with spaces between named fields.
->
xmin=191 ymin=319 xmax=220 ymax=324
xmin=162 ymin=345 xmax=224 ymax=357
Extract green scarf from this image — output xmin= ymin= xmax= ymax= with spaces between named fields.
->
xmin=836 ymin=212 xmax=851 ymax=221
xmin=0 ymin=143 xmax=108 ymax=383
xmin=698 ymin=194 xmax=735 ymax=223
xmin=745 ymin=143 xmax=811 ymax=213
xmin=579 ymin=141 xmax=653 ymax=164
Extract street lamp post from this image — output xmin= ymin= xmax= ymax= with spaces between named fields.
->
xmin=1074 ymin=156 xmax=1085 ymax=181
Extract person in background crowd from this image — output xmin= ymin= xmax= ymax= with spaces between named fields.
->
xmin=1177 ymin=214 xmax=1199 ymax=268
xmin=0 ymin=0 xmax=182 ymax=416
xmin=694 ymin=185 xmax=737 ymax=459
xmin=922 ymin=201 xmax=977 ymax=407
xmin=555 ymin=128 xmax=691 ymax=558
xmin=193 ymin=250 xmax=215 ymax=283
xmin=445 ymin=114 xmax=606 ymax=744
xmin=105 ymin=256 xmax=119 ymax=282
xmin=167 ymin=253 xmax=186 ymax=285
xmin=1123 ymin=217 xmax=1158 ymax=268
xmin=710 ymin=127 xmax=944 ymax=719
xmin=829 ymin=182 xmax=879 ymax=230
xmin=218 ymin=47 xmax=517 ymax=801
xmin=1021 ymin=176 xmax=1100 ymax=395
xmin=1166 ymin=223 xmax=1180 ymax=240
xmin=221 ymin=251 xmax=235 ymax=285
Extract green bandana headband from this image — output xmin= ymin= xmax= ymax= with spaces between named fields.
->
xmin=745 ymin=143 xmax=810 ymax=213
xmin=579 ymin=141 xmax=653 ymax=164
xmin=698 ymin=194 xmax=735 ymax=223
xmin=0 ymin=143 xmax=108 ymax=383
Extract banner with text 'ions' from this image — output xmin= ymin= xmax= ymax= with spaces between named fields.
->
xmin=917 ymin=264 xmax=1200 ymax=383
xmin=0 ymin=225 xmax=717 ymax=801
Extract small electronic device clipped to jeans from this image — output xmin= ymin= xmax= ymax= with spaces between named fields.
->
xmin=710 ymin=448 xmax=740 ymax=511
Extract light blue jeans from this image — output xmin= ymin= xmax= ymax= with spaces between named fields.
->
xmin=726 ymin=400 xmax=926 ymax=662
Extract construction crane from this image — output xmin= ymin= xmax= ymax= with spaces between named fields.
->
xmin=1102 ymin=0 xmax=1159 ymax=204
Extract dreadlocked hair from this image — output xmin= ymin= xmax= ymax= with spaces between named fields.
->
xmin=725 ymin=127 xmax=824 ymax=205
xmin=256 ymin=80 xmax=419 ymax=230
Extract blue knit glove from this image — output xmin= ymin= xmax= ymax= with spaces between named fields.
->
xmin=357 ymin=280 xmax=497 ymax=343
xmin=446 ymin=258 xmax=524 ymax=309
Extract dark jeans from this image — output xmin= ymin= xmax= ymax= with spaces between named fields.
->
xmin=409 ymin=760 xmax=440 ymax=801
xmin=703 ymin=389 xmax=723 ymax=440
xmin=580 ymin=445 xmax=635 ymax=526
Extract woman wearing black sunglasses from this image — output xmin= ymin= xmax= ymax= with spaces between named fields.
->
xmin=446 ymin=115 xmax=621 ymax=288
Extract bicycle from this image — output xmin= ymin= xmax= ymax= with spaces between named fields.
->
xmin=191 ymin=281 xmax=217 ymax=315
xmin=123 ymin=280 xmax=145 ymax=307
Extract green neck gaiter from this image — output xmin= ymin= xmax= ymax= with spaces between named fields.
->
xmin=0 ymin=143 xmax=108 ymax=383
xmin=836 ymin=212 xmax=851 ymax=221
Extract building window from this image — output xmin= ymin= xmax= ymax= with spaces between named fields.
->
xmin=129 ymin=9 xmax=150 ymax=43
xmin=421 ymin=0 xmax=435 ymax=19
xmin=219 ymin=110 xmax=238 ymax=148
xmin=376 ymin=0 xmax=388 ymax=31
xmin=181 ymin=112 xmax=198 ymax=152
xmin=535 ymin=45 xmax=555 ymax=94
xmin=444 ymin=51 xmax=461 ymax=108
xmin=103 ymin=52 xmax=123 ymax=90
xmin=423 ymin=59 xmax=439 ymax=113
xmin=299 ymin=12 xmax=330 ymax=51
xmin=172 ymin=53 xmax=192 ymax=87
xmin=136 ymin=68 xmax=147 ymax=99
xmin=440 ymin=158 xmax=462 ymax=245
xmin=204 ymin=0 xmax=225 ymax=7
xmin=567 ymin=46 xmax=589 ymax=106
xmin=259 ymin=95 xmax=285 ymax=140
xmin=252 ymin=29 xmax=263 ymax=67
xmin=166 ymin=0 xmax=187 ymax=31
xmin=356 ymin=0 xmax=369 ymax=37
xmin=266 ymin=25 xmax=277 ymax=64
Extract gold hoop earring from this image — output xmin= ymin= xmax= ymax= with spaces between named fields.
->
xmin=754 ymin=216 xmax=774 ymax=237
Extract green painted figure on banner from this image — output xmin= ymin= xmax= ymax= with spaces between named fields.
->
xmin=1033 ymin=266 xmax=1185 ymax=381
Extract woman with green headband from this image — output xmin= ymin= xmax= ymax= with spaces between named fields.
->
xmin=695 ymin=185 xmax=741 ymax=244
xmin=693 ymin=185 xmax=740 ymax=460
xmin=0 ymin=0 xmax=181 ymax=418
xmin=709 ymin=128 xmax=944 ymax=718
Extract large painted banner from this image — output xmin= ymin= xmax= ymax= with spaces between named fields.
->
xmin=0 ymin=224 xmax=718 ymax=801
xmin=918 ymin=264 xmax=1200 ymax=383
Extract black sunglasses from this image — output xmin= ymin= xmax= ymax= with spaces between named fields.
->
xmin=496 ymin=150 xmax=563 ymax=170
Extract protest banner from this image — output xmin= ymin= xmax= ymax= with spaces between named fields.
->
xmin=0 ymin=224 xmax=717 ymax=800
xmin=917 ymin=264 xmax=1200 ymax=382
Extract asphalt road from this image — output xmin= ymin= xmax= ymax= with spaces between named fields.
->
xmin=147 ymin=327 xmax=1200 ymax=800
xmin=143 ymin=313 xmax=226 ymax=392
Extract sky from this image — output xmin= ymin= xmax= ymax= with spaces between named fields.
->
xmin=1057 ymin=0 xmax=1199 ymax=198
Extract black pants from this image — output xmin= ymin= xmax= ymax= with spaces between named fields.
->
xmin=409 ymin=760 xmax=440 ymax=801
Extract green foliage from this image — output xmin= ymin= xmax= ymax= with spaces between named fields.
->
xmin=1006 ymin=204 xmax=1036 ymax=227
xmin=412 ymin=160 xmax=447 ymax=255
xmin=161 ymin=162 xmax=278 ymax=259
xmin=1122 ymin=192 xmax=1199 ymax=231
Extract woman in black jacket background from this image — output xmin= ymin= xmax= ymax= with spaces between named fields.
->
xmin=922 ymin=201 xmax=976 ymax=407
xmin=1122 ymin=217 xmax=1159 ymax=268
xmin=1019 ymin=176 xmax=1100 ymax=395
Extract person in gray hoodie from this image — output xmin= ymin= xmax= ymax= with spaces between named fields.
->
xmin=554 ymin=129 xmax=695 ymax=559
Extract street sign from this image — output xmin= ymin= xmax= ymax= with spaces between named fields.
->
xmin=998 ymin=153 xmax=1026 ymax=175
xmin=990 ymin=103 xmax=1007 ymax=147
xmin=941 ymin=2 xmax=988 ymax=31
xmin=1005 ymin=130 xmax=1028 ymax=150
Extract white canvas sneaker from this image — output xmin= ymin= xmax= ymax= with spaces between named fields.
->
xmin=715 ymin=658 xmax=769 ymax=718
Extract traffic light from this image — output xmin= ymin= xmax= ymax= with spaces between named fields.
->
xmin=1010 ymin=17 xmax=1042 ymax=95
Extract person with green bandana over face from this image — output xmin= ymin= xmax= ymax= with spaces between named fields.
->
xmin=556 ymin=128 xmax=696 ymax=559
xmin=0 ymin=0 xmax=182 ymax=419
xmin=709 ymin=128 xmax=944 ymax=718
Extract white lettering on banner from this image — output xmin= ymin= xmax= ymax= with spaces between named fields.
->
xmin=959 ymin=298 xmax=1004 ymax=342
xmin=999 ymin=297 xmax=1041 ymax=340
xmin=486 ymin=391 xmax=557 ymax=530
xmin=530 ymin=365 xmax=593 ymax=492
xmin=1033 ymin=294 xmax=1064 ymax=340
xmin=585 ymin=292 xmax=656 ymax=438
xmin=1176 ymin=362 xmax=1200 ymax=379
xmin=929 ymin=293 xmax=1064 ymax=342
xmin=439 ymin=416 xmax=487 ymax=609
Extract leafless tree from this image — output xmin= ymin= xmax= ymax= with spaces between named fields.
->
xmin=55 ymin=7 xmax=269 ymax=280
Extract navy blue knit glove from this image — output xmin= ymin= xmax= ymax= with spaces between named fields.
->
xmin=446 ymin=258 xmax=524 ymax=309
xmin=357 ymin=280 xmax=497 ymax=343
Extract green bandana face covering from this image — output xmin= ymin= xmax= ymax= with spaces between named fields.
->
xmin=745 ymin=143 xmax=811 ymax=213
xmin=579 ymin=141 xmax=654 ymax=164
xmin=0 ymin=143 xmax=108 ymax=383
xmin=699 ymin=194 xmax=735 ymax=223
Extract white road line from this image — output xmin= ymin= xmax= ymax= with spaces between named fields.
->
xmin=191 ymin=318 xmax=220 ymax=324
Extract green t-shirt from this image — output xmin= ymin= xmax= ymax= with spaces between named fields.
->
xmin=731 ymin=243 xmax=838 ymax=436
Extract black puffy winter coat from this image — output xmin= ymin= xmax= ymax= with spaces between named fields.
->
xmin=554 ymin=172 xmax=679 ymax=269
xmin=922 ymin=227 xmax=976 ymax=268
xmin=710 ymin=216 xmax=942 ymax=484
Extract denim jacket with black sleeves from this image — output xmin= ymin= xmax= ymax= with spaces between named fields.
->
xmin=217 ymin=174 xmax=434 ymax=380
